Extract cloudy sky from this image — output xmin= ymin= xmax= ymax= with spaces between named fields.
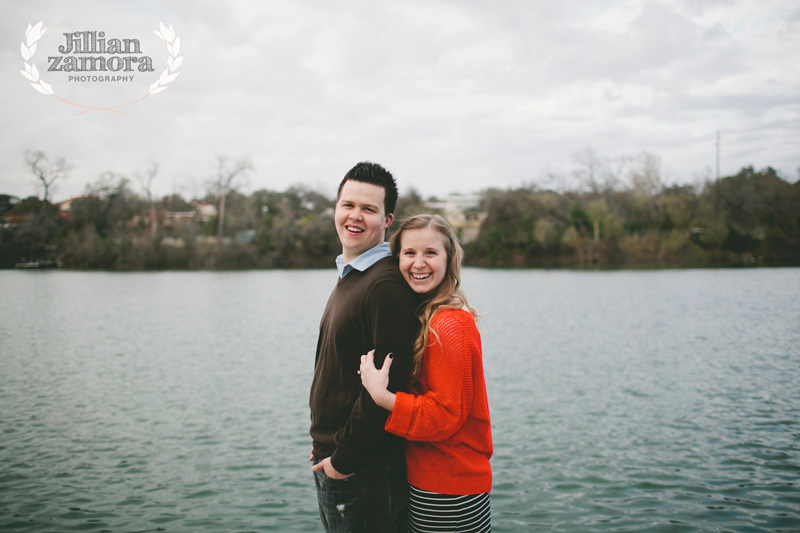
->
xmin=1 ymin=0 xmax=798 ymax=202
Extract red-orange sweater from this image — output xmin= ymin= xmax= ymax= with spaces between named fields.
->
xmin=385 ymin=308 xmax=493 ymax=495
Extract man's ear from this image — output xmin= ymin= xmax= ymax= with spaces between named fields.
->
xmin=384 ymin=213 xmax=394 ymax=229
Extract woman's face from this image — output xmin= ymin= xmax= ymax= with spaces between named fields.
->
xmin=398 ymin=227 xmax=448 ymax=294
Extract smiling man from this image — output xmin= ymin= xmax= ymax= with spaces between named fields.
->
xmin=309 ymin=162 xmax=418 ymax=532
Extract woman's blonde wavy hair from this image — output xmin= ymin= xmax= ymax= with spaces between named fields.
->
xmin=390 ymin=214 xmax=478 ymax=383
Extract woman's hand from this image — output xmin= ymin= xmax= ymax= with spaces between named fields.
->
xmin=359 ymin=349 xmax=396 ymax=411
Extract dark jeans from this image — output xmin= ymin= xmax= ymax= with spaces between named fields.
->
xmin=313 ymin=457 xmax=408 ymax=533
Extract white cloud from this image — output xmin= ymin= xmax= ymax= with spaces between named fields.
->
xmin=1 ymin=0 xmax=798 ymax=202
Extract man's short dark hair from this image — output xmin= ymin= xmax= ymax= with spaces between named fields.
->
xmin=337 ymin=161 xmax=399 ymax=215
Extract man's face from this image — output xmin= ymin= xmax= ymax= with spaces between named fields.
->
xmin=335 ymin=180 xmax=394 ymax=263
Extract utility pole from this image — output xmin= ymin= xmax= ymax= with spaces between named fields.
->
xmin=716 ymin=130 xmax=720 ymax=180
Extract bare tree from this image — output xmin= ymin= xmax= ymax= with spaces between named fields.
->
xmin=211 ymin=156 xmax=253 ymax=242
xmin=571 ymin=147 xmax=625 ymax=195
xmin=540 ymin=169 xmax=571 ymax=194
xmin=134 ymin=162 xmax=160 ymax=237
xmin=25 ymin=150 xmax=70 ymax=205
xmin=628 ymin=151 xmax=663 ymax=198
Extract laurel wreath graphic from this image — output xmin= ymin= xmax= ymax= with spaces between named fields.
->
xmin=150 ymin=22 xmax=183 ymax=95
xmin=20 ymin=21 xmax=182 ymax=115
xmin=19 ymin=21 xmax=53 ymax=96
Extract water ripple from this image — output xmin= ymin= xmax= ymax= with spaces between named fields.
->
xmin=2 ymin=269 xmax=800 ymax=531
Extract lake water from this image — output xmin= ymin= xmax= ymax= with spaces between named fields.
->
xmin=1 ymin=268 xmax=799 ymax=532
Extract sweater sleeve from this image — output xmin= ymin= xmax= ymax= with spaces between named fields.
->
xmin=385 ymin=309 xmax=479 ymax=442
xmin=329 ymin=278 xmax=417 ymax=474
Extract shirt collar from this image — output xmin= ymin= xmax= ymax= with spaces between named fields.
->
xmin=336 ymin=242 xmax=392 ymax=278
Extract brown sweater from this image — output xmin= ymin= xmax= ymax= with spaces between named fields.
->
xmin=309 ymin=256 xmax=418 ymax=474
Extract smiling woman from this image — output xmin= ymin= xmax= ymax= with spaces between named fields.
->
xmin=360 ymin=213 xmax=493 ymax=533
xmin=397 ymin=226 xmax=448 ymax=294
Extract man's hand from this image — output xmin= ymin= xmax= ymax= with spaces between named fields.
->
xmin=310 ymin=456 xmax=354 ymax=480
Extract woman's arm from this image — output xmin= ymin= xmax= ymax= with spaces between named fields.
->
xmin=359 ymin=349 xmax=396 ymax=411
xmin=384 ymin=310 xmax=479 ymax=442
xmin=361 ymin=310 xmax=482 ymax=442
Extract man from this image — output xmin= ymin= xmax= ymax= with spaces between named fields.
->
xmin=309 ymin=162 xmax=418 ymax=532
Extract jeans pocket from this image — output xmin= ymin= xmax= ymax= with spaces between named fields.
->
xmin=385 ymin=466 xmax=408 ymax=519
xmin=316 ymin=466 xmax=356 ymax=489
xmin=321 ymin=471 xmax=354 ymax=484
xmin=315 ymin=465 xmax=364 ymax=532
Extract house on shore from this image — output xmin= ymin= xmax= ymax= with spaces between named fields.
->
xmin=426 ymin=194 xmax=486 ymax=243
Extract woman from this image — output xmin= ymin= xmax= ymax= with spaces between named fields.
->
xmin=360 ymin=214 xmax=492 ymax=533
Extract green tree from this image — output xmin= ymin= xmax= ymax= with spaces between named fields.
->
xmin=587 ymin=198 xmax=623 ymax=241
xmin=706 ymin=166 xmax=800 ymax=262
xmin=569 ymin=202 xmax=592 ymax=233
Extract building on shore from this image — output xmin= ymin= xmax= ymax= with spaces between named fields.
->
xmin=426 ymin=194 xmax=486 ymax=243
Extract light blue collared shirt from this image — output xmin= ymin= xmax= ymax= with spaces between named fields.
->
xmin=335 ymin=242 xmax=392 ymax=278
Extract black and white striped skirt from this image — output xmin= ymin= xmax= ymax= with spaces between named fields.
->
xmin=406 ymin=484 xmax=491 ymax=533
